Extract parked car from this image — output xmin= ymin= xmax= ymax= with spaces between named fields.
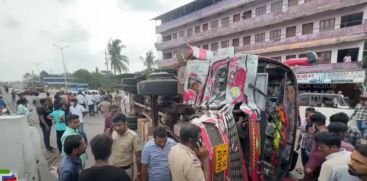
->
xmin=299 ymin=92 xmax=355 ymax=125
xmin=17 ymin=89 xmax=39 ymax=96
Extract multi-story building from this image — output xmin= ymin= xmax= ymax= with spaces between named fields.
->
xmin=153 ymin=0 xmax=367 ymax=106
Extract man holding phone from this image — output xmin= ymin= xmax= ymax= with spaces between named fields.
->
xmin=168 ymin=124 xmax=210 ymax=181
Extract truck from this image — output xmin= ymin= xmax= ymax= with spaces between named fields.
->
xmin=121 ymin=46 xmax=316 ymax=181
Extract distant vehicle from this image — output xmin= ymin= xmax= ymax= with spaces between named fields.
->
xmin=299 ymin=92 xmax=355 ymax=125
xmin=17 ymin=89 xmax=39 ymax=96
xmin=85 ymin=89 xmax=99 ymax=94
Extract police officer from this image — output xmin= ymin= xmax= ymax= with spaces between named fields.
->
xmin=168 ymin=124 xmax=210 ymax=181
xmin=110 ymin=113 xmax=143 ymax=180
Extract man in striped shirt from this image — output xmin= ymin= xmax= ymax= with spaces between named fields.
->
xmin=141 ymin=127 xmax=176 ymax=181
xmin=352 ymin=92 xmax=367 ymax=137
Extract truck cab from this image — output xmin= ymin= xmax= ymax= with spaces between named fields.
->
xmin=123 ymin=46 xmax=312 ymax=181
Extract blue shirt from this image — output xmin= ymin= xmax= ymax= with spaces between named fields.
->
xmin=58 ymin=156 xmax=82 ymax=181
xmin=49 ymin=109 xmax=66 ymax=131
xmin=141 ymin=138 xmax=176 ymax=181
xmin=0 ymin=99 xmax=6 ymax=109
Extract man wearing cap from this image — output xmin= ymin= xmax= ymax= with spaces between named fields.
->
xmin=352 ymin=92 xmax=367 ymax=138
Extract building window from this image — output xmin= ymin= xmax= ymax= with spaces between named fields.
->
xmin=187 ymin=28 xmax=193 ymax=37
xmin=163 ymin=35 xmax=172 ymax=42
xmin=255 ymin=5 xmax=267 ymax=16
xmin=203 ymin=44 xmax=209 ymax=50
xmin=203 ymin=23 xmax=209 ymax=31
xmin=211 ymin=42 xmax=219 ymax=51
xmin=242 ymin=10 xmax=252 ymax=20
xmin=211 ymin=20 xmax=218 ymax=29
xmin=285 ymin=55 xmax=296 ymax=59
xmin=255 ymin=33 xmax=265 ymax=43
xmin=232 ymin=38 xmax=240 ymax=47
xmin=337 ymin=48 xmax=359 ymax=63
xmin=341 ymin=12 xmax=363 ymax=28
xmin=302 ymin=23 xmax=313 ymax=35
xmin=172 ymin=33 xmax=177 ymax=40
xmin=286 ymin=26 xmax=296 ymax=38
xmin=233 ymin=13 xmax=241 ymax=22
xmin=222 ymin=17 xmax=230 ymax=27
xmin=319 ymin=18 xmax=335 ymax=32
xmin=163 ymin=52 xmax=172 ymax=59
xmin=270 ymin=57 xmax=281 ymax=62
xmin=195 ymin=26 xmax=200 ymax=33
xmin=179 ymin=30 xmax=185 ymax=37
xmin=288 ymin=0 xmax=298 ymax=7
xmin=243 ymin=36 xmax=251 ymax=45
xmin=317 ymin=51 xmax=332 ymax=64
xmin=221 ymin=40 xmax=229 ymax=48
xmin=271 ymin=1 xmax=283 ymax=13
xmin=270 ymin=29 xmax=281 ymax=41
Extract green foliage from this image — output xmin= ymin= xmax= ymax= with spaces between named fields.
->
xmin=140 ymin=50 xmax=157 ymax=74
xmin=73 ymin=69 xmax=117 ymax=89
xmin=107 ymin=39 xmax=129 ymax=74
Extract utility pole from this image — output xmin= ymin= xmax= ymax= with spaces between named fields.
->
xmin=32 ymin=62 xmax=42 ymax=81
xmin=53 ymin=44 xmax=70 ymax=92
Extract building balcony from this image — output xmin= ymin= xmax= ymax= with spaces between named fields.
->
xmin=156 ymin=0 xmax=367 ymax=51
xmin=236 ymin=23 xmax=367 ymax=54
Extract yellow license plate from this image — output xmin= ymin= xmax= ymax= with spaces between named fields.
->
xmin=215 ymin=144 xmax=229 ymax=173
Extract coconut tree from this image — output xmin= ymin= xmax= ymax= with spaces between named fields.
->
xmin=140 ymin=50 xmax=157 ymax=73
xmin=107 ymin=39 xmax=129 ymax=74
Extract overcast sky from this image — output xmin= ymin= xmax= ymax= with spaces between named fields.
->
xmin=0 ymin=0 xmax=192 ymax=81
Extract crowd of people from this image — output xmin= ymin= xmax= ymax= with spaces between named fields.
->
xmin=4 ymin=86 xmax=367 ymax=181
xmin=296 ymin=92 xmax=367 ymax=181
xmin=56 ymin=112 xmax=209 ymax=181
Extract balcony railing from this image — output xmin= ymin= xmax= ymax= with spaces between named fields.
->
xmin=156 ymin=0 xmax=367 ymax=50
xmin=236 ymin=22 xmax=367 ymax=54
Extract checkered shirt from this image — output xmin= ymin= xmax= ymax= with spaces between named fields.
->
xmin=344 ymin=126 xmax=362 ymax=146
xmin=353 ymin=104 xmax=367 ymax=121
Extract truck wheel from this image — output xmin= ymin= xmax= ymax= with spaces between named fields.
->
xmin=137 ymin=79 xmax=178 ymax=95
xmin=127 ymin=122 xmax=137 ymax=130
xmin=126 ymin=117 xmax=137 ymax=124
xmin=122 ymin=84 xmax=137 ymax=93
xmin=122 ymin=78 xmax=137 ymax=85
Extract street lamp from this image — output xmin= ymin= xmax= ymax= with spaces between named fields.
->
xmin=53 ymin=43 xmax=70 ymax=92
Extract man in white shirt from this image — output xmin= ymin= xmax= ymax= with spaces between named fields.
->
xmin=122 ymin=93 xmax=130 ymax=115
xmin=70 ymin=98 xmax=88 ymax=143
xmin=328 ymin=144 xmax=367 ymax=181
xmin=93 ymin=92 xmax=101 ymax=114
xmin=85 ymin=92 xmax=95 ymax=117
xmin=315 ymin=131 xmax=352 ymax=181
xmin=76 ymin=92 xmax=86 ymax=108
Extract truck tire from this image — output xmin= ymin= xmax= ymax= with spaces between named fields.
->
xmin=122 ymin=78 xmax=137 ymax=85
xmin=137 ymin=79 xmax=178 ymax=95
xmin=127 ymin=122 xmax=137 ymax=130
xmin=122 ymin=84 xmax=137 ymax=93
xmin=126 ymin=117 xmax=137 ymax=124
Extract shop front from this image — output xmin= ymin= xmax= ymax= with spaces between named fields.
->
xmin=293 ymin=62 xmax=365 ymax=107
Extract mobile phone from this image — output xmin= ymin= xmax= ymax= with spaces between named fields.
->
xmin=192 ymin=137 xmax=203 ymax=148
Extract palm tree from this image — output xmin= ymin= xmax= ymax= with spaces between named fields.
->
xmin=140 ymin=50 xmax=157 ymax=73
xmin=107 ymin=39 xmax=129 ymax=74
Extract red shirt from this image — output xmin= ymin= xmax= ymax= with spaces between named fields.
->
xmin=104 ymin=115 xmax=112 ymax=134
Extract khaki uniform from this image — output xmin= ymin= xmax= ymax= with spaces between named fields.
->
xmin=99 ymin=101 xmax=111 ymax=114
xmin=111 ymin=129 xmax=143 ymax=179
xmin=168 ymin=143 xmax=206 ymax=181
